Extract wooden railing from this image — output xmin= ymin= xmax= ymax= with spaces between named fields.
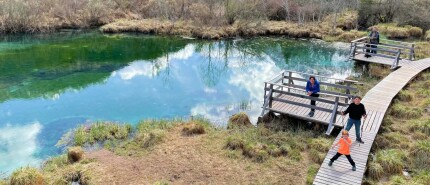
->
xmin=350 ymin=37 xmax=415 ymax=69
xmin=260 ymin=71 xmax=358 ymax=135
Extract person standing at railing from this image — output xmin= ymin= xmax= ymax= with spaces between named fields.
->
xmin=341 ymin=96 xmax=367 ymax=144
xmin=306 ymin=76 xmax=320 ymax=117
xmin=368 ymin=27 xmax=380 ymax=56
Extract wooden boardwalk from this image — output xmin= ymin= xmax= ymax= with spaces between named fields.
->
xmin=313 ymin=58 xmax=430 ymax=185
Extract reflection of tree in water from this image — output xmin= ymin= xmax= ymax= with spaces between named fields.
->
xmin=195 ymin=39 xmax=273 ymax=87
xmin=195 ymin=42 xmax=229 ymax=87
xmin=0 ymin=33 xmax=189 ymax=102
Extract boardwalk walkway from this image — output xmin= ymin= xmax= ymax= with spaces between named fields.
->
xmin=313 ymin=58 xmax=430 ymax=185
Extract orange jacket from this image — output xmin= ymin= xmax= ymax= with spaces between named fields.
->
xmin=337 ymin=137 xmax=352 ymax=155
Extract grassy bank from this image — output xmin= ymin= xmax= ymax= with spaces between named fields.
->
xmin=363 ymin=69 xmax=430 ymax=185
xmin=0 ymin=114 xmax=335 ymax=184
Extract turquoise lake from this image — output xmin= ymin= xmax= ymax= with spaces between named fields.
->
xmin=0 ymin=31 xmax=354 ymax=173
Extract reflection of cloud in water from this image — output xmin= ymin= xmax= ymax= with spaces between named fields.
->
xmin=192 ymin=53 xmax=282 ymax=124
xmin=116 ymin=45 xmax=195 ymax=80
xmin=0 ymin=122 xmax=42 ymax=173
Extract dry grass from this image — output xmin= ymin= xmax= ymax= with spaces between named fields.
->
xmin=426 ymin=30 xmax=430 ymax=41
xmin=9 ymin=167 xmax=44 ymax=185
xmin=227 ymin=112 xmax=252 ymax=129
xmin=182 ymin=120 xmax=207 ymax=136
xmin=68 ymin=147 xmax=84 ymax=163
xmin=367 ymin=70 xmax=430 ymax=184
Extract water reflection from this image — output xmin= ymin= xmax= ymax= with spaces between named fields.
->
xmin=0 ymin=34 xmax=353 ymax=173
xmin=0 ymin=122 xmax=42 ymax=173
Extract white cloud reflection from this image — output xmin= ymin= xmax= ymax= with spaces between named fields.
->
xmin=116 ymin=44 xmax=195 ymax=80
xmin=0 ymin=122 xmax=42 ymax=174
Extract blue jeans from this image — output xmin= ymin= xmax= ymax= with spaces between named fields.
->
xmin=345 ymin=118 xmax=362 ymax=140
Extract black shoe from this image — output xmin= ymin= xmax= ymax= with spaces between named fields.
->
xmin=328 ymin=160 xmax=333 ymax=166
xmin=309 ymin=111 xmax=315 ymax=117
xmin=352 ymin=165 xmax=356 ymax=171
xmin=357 ymin=139 xmax=364 ymax=144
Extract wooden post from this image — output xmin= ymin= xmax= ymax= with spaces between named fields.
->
xmin=393 ymin=49 xmax=401 ymax=69
xmin=268 ymin=84 xmax=274 ymax=108
xmin=260 ymin=84 xmax=273 ymax=117
xmin=350 ymin=42 xmax=357 ymax=59
xmin=345 ymin=83 xmax=351 ymax=104
xmin=288 ymin=71 xmax=292 ymax=93
xmin=281 ymin=71 xmax=285 ymax=92
xmin=410 ymin=44 xmax=415 ymax=61
xmin=325 ymin=97 xmax=339 ymax=135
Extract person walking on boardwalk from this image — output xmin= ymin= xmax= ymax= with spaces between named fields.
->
xmin=328 ymin=130 xmax=356 ymax=171
xmin=306 ymin=76 xmax=320 ymax=117
xmin=368 ymin=27 xmax=380 ymax=55
xmin=341 ymin=96 xmax=367 ymax=144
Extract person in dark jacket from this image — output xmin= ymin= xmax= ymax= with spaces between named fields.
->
xmin=341 ymin=96 xmax=367 ymax=144
xmin=305 ymin=76 xmax=320 ymax=117
xmin=368 ymin=27 xmax=380 ymax=56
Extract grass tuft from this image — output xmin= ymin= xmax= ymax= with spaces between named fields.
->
xmin=397 ymin=90 xmax=414 ymax=102
xmin=67 ymin=146 xmax=84 ymax=163
xmin=305 ymin=164 xmax=319 ymax=185
xmin=227 ymin=112 xmax=252 ymax=129
xmin=10 ymin=167 xmax=44 ymax=185
xmin=390 ymin=104 xmax=422 ymax=119
xmin=367 ymin=161 xmax=384 ymax=180
xmin=411 ymin=140 xmax=430 ymax=170
xmin=375 ymin=149 xmax=406 ymax=175
xmin=182 ymin=122 xmax=206 ymax=136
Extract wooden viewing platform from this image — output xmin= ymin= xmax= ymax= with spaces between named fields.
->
xmin=259 ymin=70 xmax=360 ymax=135
xmin=350 ymin=37 xmax=415 ymax=69
xmin=260 ymin=39 xmax=430 ymax=185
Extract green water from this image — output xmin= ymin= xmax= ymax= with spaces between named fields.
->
xmin=0 ymin=31 xmax=353 ymax=174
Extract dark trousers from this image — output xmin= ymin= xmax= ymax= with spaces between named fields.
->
xmin=330 ymin=152 xmax=355 ymax=166
xmin=310 ymin=93 xmax=319 ymax=112
xmin=371 ymin=44 xmax=377 ymax=54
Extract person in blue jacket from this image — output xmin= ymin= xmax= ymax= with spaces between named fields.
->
xmin=306 ymin=76 xmax=320 ymax=117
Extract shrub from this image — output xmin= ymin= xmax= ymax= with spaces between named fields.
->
xmin=68 ymin=147 xmax=84 ymax=163
xmin=227 ymin=112 xmax=252 ymax=129
xmin=375 ymin=149 xmax=406 ymax=175
xmin=10 ymin=167 xmax=44 ymax=185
